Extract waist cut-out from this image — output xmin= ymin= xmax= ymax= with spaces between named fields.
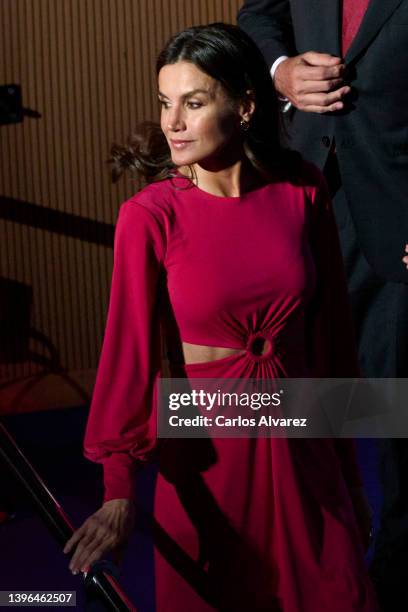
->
xmin=182 ymin=341 xmax=245 ymax=365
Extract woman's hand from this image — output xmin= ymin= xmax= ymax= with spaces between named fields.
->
xmin=349 ymin=486 xmax=374 ymax=551
xmin=63 ymin=498 xmax=135 ymax=574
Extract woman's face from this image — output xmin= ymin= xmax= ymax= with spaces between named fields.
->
xmin=158 ymin=61 xmax=241 ymax=168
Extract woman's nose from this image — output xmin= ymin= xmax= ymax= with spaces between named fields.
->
xmin=167 ymin=107 xmax=184 ymax=131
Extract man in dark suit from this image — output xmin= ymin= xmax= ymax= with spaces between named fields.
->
xmin=237 ymin=1 xmax=408 ymax=609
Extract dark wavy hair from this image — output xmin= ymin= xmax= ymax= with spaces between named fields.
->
xmin=110 ymin=23 xmax=297 ymax=183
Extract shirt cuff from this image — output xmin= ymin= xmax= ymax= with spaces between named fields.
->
xmin=270 ymin=56 xmax=292 ymax=111
xmin=270 ymin=55 xmax=289 ymax=81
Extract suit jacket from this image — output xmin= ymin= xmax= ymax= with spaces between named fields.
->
xmin=238 ymin=0 xmax=408 ymax=282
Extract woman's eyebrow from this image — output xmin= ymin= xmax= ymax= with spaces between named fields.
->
xmin=158 ymin=88 xmax=212 ymax=99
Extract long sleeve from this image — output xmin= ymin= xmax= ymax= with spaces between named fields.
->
xmin=305 ymin=167 xmax=363 ymax=488
xmin=237 ymin=0 xmax=296 ymax=68
xmin=84 ymin=200 xmax=165 ymax=502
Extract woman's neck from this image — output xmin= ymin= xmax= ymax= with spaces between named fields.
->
xmin=179 ymin=158 xmax=268 ymax=198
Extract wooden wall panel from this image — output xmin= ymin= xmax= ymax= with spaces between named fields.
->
xmin=0 ymin=0 xmax=243 ymax=411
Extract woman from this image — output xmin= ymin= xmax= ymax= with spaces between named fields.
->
xmin=64 ymin=23 xmax=377 ymax=611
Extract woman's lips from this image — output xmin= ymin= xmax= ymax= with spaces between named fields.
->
xmin=170 ymin=139 xmax=194 ymax=149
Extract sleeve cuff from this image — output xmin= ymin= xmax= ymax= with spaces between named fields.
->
xmin=270 ymin=55 xmax=289 ymax=81
xmin=102 ymin=452 xmax=137 ymax=502
xmin=270 ymin=56 xmax=292 ymax=111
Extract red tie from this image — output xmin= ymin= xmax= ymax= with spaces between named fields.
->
xmin=342 ymin=0 xmax=370 ymax=55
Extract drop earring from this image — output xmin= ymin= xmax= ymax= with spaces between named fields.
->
xmin=240 ymin=119 xmax=250 ymax=132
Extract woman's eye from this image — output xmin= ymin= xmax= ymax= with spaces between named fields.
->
xmin=159 ymin=100 xmax=170 ymax=109
xmin=187 ymin=101 xmax=202 ymax=109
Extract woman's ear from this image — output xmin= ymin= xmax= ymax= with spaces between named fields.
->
xmin=239 ymin=89 xmax=256 ymax=123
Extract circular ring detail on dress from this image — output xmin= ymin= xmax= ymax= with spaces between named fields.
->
xmin=246 ymin=332 xmax=276 ymax=361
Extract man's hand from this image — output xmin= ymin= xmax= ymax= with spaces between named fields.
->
xmin=274 ymin=52 xmax=351 ymax=114
xmin=63 ymin=498 xmax=135 ymax=574
xmin=402 ymin=244 xmax=408 ymax=269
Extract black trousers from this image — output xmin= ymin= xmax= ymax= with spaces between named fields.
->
xmin=326 ymin=154 xmax=408 ymax=610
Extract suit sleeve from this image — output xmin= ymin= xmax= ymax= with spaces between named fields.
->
xmin=237 ymin=0 xmax=296 ymax=68
xmin=306 ymin=168 xmax=363 ymax=488
xmin=83 ymin=201 xmax=165 ymax=502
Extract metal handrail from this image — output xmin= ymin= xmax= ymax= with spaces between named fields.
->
xmin=0 ymin=420 xmax=137 ymax=611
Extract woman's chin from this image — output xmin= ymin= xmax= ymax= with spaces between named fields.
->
xmin=171 ymin=153 xmax=197 ymax=167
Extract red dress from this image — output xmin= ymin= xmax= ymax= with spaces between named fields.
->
xmin=84 ymin=162 xmax=377 ymax=611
